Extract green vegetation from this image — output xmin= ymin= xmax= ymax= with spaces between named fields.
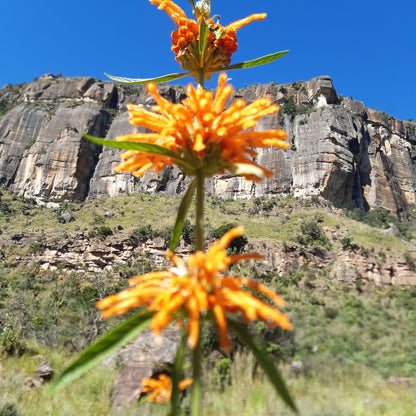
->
xmin=1 ymin=188 xmax=416 ymax=414
xmin=281 ymin=97 xmax=315 ymax=120
xmin=0 ymin=83 xmax=26 ymax=119
xmin=1 ymin=188 xmax=414 ymax=254
xmin=345 ymin=206 xmax=414 ymax=239
xmin=0 ymin=100 xmax=11 ymax=118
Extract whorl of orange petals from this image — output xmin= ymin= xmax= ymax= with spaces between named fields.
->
xmin=149 ymin=0 xmax=266 ymax=79
xmin=142 ymin=374 xmax=171 ymax=404
xmin=114 ymin=73 xmax=289 ymax=181
xmin=96 ymin=226 xmax=292 ymax=352
xmin=141 ymin=374 xmax=193 ymax=404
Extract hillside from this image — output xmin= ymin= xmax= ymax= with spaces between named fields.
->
xmin=1 ymin=190 xmax=416 ymax=415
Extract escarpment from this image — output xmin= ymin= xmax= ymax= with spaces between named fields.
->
xmin=0 ymin=73 xmax=415 ymax=216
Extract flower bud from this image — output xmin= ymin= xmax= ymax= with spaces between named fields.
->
xmin=193 ymin=0 xmax=210 ymax=19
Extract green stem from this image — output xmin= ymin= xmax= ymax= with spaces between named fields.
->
xmin=190 ymin=324 xmax=202 ymax=416
xmin=197 ymin=71 xmax=205 ymax=89
xmin=195 ymin=171 xmax=205 ymax=251
xmin=190 ymin=173 xmax=204 ymax=415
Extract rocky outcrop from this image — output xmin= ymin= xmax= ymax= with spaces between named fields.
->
xmin=331 ymin=250 xmax=416 ymax=286
xmin=1 ymin=74 xmax=415 ymax=215
xmin=4 ymin=229 xmax=416 ymax=286
xmin=8 ymin=229 xmax=171 ymax=273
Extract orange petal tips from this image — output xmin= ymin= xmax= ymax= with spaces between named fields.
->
xmin=141 ymin=374 xmax=193 ymax=404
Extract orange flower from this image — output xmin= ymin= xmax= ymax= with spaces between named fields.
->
xmin=115 ymin=73 xmax=289 ymax=181
xmin=141 ymin=374 xmax=193 ymax=404
xmin=149 ymin=0 xmax=266 ymax=80
xmin=96 ymin=226 xmax=291 ymax=352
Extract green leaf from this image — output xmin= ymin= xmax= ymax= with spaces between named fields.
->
xmin=198 ymin=17 xmax=209 ymax=62
xmin=223 ymin=50 xmax=289 ymax=71
xmin=170 ymin=331 xmax=187 ymax=416
xmin=104 ymin=72 xmax=189 ymax=85
xmin=53 ymin=311 xmax=155 ymax=390
xmin=170 ymin=179 xmax=196 ymax=251
xmin=187 ymin=0 xmax=195 ymax=9
xmin=228 ymin=319 xmax=298 ymax=413
xmin=83 ymin=134 xmax=179 ymax=159
xmin=228 ymin=163 xmax=266 ymax=179
xmin=137 ymin=395 xmax=151 ymax=406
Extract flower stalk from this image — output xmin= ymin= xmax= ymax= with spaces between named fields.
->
xmin=190 ymin=324 xmax=202 ymax=416
xmin=195 ymin=171 xmax=205 ymax=252
xmin=197 ymin=71 xmax=205 ymax=89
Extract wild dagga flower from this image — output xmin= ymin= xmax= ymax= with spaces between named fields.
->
xmin=105 ymin=73 xmax=289 ymax=181
xmin=96 ymin=226 xmax=291 ymax=352
xmin=105 ymin=1 xmax=288 ymax=85
xmin=150 ymin=0 xmax=266 ymax=81
xmin=141 ymin=374 xmax=193 ymax=404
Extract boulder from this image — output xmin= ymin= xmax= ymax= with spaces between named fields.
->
xmin=107 ymin=329 xmax=180 ymax=412
xmin=34 ymin=361 xmax=54 ymax=381
xmin=59 ymin=211 xmax=75 ymax=223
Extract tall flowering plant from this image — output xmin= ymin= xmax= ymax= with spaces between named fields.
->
xmin=54 ymin=1 xmax=297 ymax=414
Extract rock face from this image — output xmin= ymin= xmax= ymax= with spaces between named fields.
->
xmin=106 ymin=329 xmax=180 ymax=412
xmin=1 ymin=73 xmax=415 ymax=215
xmin=0 ymin=74 xmax=110 ymax=204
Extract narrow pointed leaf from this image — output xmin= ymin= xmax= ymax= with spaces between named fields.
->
xmin=105 ymin=72 xmax=189 ymax=85
xmin=199 ymin=18 xmax=209 ymax=61
xmin=83 ymin=134 xmax=179 ymax=159
xmin=170 ymin=178 xmax=196 ymax=251
xmin=228 ymin=319 xmax=298 ymax=413
xmin=223 ymin=50 xmax=289 ymax=71
xmin=229 ymin=163 xmax=266 ymax=178
xmin=137 ymin=395 xmax=151 ymax=406
xmin=53 ymin=311 xmax=155 ymax=390
xmin=187 ymin=0 xmax=195 ymax=9
xmin=170 ymin=331 xmax=187 ymax=416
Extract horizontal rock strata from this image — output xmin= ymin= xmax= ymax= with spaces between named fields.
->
xmin=3 ymin=230 xmax=415 ymax=286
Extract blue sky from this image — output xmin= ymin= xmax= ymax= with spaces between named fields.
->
xmin=2 ymin=0 xmax=415 ymax=121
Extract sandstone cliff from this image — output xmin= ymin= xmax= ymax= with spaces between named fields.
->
xmin=1 ymin=74 xmax=415 ymax=216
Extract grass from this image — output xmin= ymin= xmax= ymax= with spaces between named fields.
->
xmin=201 ymin=353 xmax=416 ymax=416
xmin=0 ymin=346 xmax=117 ymax=416
xmin=0 ymin=190 xmax=182 ymax=236
xmin=1 ymin=188 xmax=414 ymax=255
xmin=1 ymin=349 xmax=415 ymax=416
